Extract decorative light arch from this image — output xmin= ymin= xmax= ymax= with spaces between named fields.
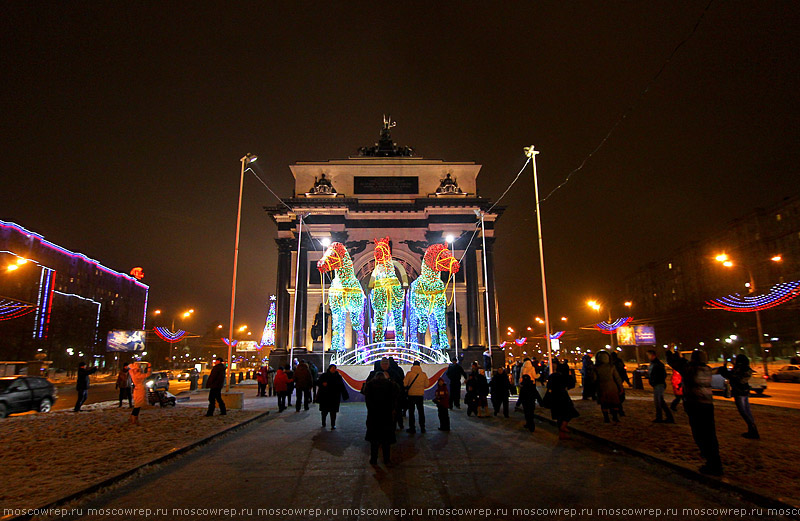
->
xmin=593 ymin=317 xmax=633 ymax=334
xmin=154 ymin=327 xmax=188 ymax=343
xmin=705 ymin=280 xmax=800 ymax=312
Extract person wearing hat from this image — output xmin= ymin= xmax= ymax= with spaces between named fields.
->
xmin=206 ymin=358 xmax=227 ymax=416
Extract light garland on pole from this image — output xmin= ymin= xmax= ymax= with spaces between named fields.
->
xmin=705 ymin=280 xmax=800 ymax=312
xmin=154 ymin=327 xmax=188 ymax=343
xmin=593 ymin=317 xmax=633 ymax=334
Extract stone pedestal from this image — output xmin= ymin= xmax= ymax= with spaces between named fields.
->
xmin=221 ymin=391 xmax=244 ymax=410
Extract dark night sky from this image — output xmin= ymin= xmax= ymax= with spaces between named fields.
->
xmin=2 ymin=2 xmax=798 ymax=338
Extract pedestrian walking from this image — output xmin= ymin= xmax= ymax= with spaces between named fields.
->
xmin=128 ymin=361 xmax=151 ymax=425
xmin=73 ymin=362 xmax=98 ymax=412
xmin=386 ymin=358 xmax=406 ymax=429
xmin=294 ymin=360 xmax=313 ymax=411
xmin=256 ymin=365 xmax=268 ymax=397
xmin=647 ymin=349 xmax=675 ymax=423
xmin=116 ymin=362 xmax=133 ymax=408
xmin=580 ymin=354 xmax=596 ymax=400
xmin=719 ymin=354 xmax=760 ymax=439
xmin=515 ymin=358 xmax=538 ymax=410
xmin=611 ymin=352 xmax=629 ymax=416
xmin=490 ymin=366 xmax=511 ymax=417
xmin=483 ymin=349 xmax=492 ymax=371
xmin=666 ymin=350 xmax=723 ymax=475
xmin=433 ymin=378 xmax=450 ymax=431
xmin=670 ymin=369 xmax=683 ymax=411
xmin=544 ymin=361 xmax=579 ymax=440
xmin=595 ymin=351 xmax=623 ymax=424
xmin=465 ymin=372 xmax=479 ymax=417
xmin=267 ymin=365 xmax=276 ymax=396
xmin=317 ymin=364 xmax=349 ymax=430
xmin=518 ymin=374 xmax=543 ymax=431
xmin=309 ymin=361 xmax=319 ymax=402
xmin=205 ymin=358 xmax=227 ymax=417
xmin=403 ymin=361 xmax=429 ymax=433
xmin=364 ymin=371 xmax=400 ymax=465
xmin=273 ymin=367 xmax=292 ymax=412
xmin=445 ymin=358 xmax=467 ymax=409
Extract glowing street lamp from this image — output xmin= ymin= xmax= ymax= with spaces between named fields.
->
xmin=714 ymin=253 xmax=783 ymax=375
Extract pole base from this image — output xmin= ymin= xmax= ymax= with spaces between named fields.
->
xmin=221 ymin=391 xmax=244 ymax=410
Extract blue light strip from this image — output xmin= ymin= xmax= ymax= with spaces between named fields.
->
xmin=37 ymin=268 xmax=54 ymax=338
xmin=32 ymin=267 xmax=45 ymax=338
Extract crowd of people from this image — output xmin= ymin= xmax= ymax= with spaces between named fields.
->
xmin=78 ymin=346 xmax=758 ymax=474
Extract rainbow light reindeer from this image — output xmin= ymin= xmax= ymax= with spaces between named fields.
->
xmin=409 ymin=244 xmax=460 ymax=353
xmin=317 ymin=242 xmax=365 ymax=352
xmin=369 ymin=237 xmax=405 ymax=347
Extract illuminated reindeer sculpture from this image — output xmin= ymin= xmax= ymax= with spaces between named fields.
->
xmin=409 ymin=244 xmax=460 ymax=353
xmin=317 ymin=242 xmax=365 ymax=352
xmin=369 ymin=237 xmax=405 ymax=346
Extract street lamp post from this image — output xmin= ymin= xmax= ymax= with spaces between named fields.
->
xmin=227 ymin=153 xmax=257 ymax=392
xmin=715 ymin=253 xmax=781 ymax=376
xmin=446 ymin=234 xmax=459 ymax=361
xmin=320 ymin=237 xmax=330 ymax=368
xmin=525 ymin=145 xmax=553 ymax=373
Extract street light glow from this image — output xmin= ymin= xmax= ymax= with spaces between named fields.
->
xmin=587 ymin=300 xmax=601 ymax=311
xmin=715 ymin=253 xmax=729 ymax=262
xmin=771 ymin=255 xmax=782 ymax=262
xmin=445 ymin=234 xmax=454 ymax=244
xmin=624 ymin=301 xmax=632 ymax=307
xmin=154 ymin=309 xmax=162 ymax=315
xmin=723 ymin=261 xmax=733 ymax=267
xmin=239 ymin=325 xmax=248 ymax=332
xmin=16 ymin=258 xmax=27 ymax=265
xmin=561 ymin=316 xmax=567 ymax=321
xmin=6 ymin=264 xmax=19 ymax=272
xmin=320 ymin=237 xmax=331 ymax=248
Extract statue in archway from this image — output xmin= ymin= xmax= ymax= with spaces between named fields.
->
xmin=317 ymin=242 xmax=365 ymax=352
xmin=409 ymin=244 xmax=460 ymax=353
xmin=369 ymin=237 xmax=405 ymax=347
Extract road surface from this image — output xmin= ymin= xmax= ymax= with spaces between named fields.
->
xmin=53 ymin=380 xmax=193 ymax=411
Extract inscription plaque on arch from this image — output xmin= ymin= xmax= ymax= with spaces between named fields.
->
xmin=353 ymin=176 xmax=418 ymax=195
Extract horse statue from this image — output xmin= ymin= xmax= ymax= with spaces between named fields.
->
xmin=317 ymin=242 xmax=365 ymax=352
xmin=369 ymin=237 xmax=405 ymax=347
xmin=409 ymin=244 xmax=460 ymax=353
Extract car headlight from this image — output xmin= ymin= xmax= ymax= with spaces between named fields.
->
xmin=146 ymin=381 xmax=153 ymax=388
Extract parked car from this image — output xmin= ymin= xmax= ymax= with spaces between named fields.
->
xmin=144 ymin=371 xmax=170 ymax=391
xmin=771 ymin=365 xmax=800 ymax=383
xmin=177 ymin=369 xmax=198 ymax=382
xmin=0 ymin=376 xmax=58 ymax=418
xmin=710 ymin=366 xmax=767 ymax=396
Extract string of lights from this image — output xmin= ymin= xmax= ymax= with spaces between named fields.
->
xmin=593 ymin=317 xmax=633 ymax=334
xmin=705 ymin=280 xmax=800 ymax=312
xmin=154 ymin=327 xmax=188 ymax=343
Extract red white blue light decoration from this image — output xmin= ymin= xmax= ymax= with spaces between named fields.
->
xmin=154 ymin=327 xmax=188 ymax=343
xmin=550 ymin=331 xmax=564 ymax=340
xmin=705 ymin=280 xmax=800 ymax=312
xmin=499 ymin=341 xmax=508 ymax=348
xmin=222 ymin=338 xmax=238 ymax=347
xmin=593 ymin=317 xmax=633 ymax=334
xmin=515 ymin=338 xmax=527 ymax=345
xmin=0 ymin=299 xmax=36 ymax=321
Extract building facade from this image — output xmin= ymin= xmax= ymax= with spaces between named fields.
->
xmin=265 ymin=121 xmax=503 ymax=363
xmin=621 ymin=194 xmax=800 ymax=357
xmin=0 ymin=220 xmax=149 ymax=367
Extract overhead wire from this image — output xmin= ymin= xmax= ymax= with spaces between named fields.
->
xmin=539 ymin=0 xmax=714 ymax=204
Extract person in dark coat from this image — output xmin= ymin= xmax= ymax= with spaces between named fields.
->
xmin=482 ymin=349 xmax=492 ymax=372
xmin=364 ymin=371 xmax=400 ymax=465
xmin=317 ymin=364 xmax=349 ymax=430
xmin=308 ymin=362 xmax=319 ymax=402
xmin=293 ymin=360 xmax=313 ymax=411
xmin=594 ymin=351 xmax=623 ymax=424
xmin=647 ymin=349 xmax=675 ymax=423
xmin=205 ymin=358 xmax=227 ymax=416
xmin=116 ymin=362 xmax=133 ymax=408
xmin=445 ymin=359 xmax=467 ymax=409
xmin=580 ymin=354 xmax=596 ymax=400
xmin=464 ymin=372 xmax=479 ymax=417
xmin=719 ymin=354 xmax=759 ymax=439
xmin=518 ymin=374 xmax=543 ymax=431
xmin=386 ymin=357 xmax=406 ymax=429
xmin=610 ymin=352 xmax=629 ymax=416
xmin=285 ymin=366 xmax=295 ymax=406
xmin=73 ymin=362 xmax=98 ymax=412
xmin=666 ymin=349 xmax=723 ymax=475
xmin=545 ymin=361 xmax=579 ymax=439
xmin=489 ymin=366 xmax=511 ymax=417
xmin=433 ymin=378 xmax=450 ymax=431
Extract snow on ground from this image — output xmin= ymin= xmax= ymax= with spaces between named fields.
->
xmin=559 ymin=388 xmax=800 ymax=506
xmin=0 ymin=404 xmax=261 ymax=511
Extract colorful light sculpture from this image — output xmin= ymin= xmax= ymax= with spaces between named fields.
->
xmin=260 ymin=295 xmax=276 ymax=346
xmin=154 ymin=327 xmax=188 ymax=343
xmin=705 ymin=280 xmax=800 ymax=312
xmin=317 ymin=242 xmax=365 ymax=352
xmin=593 ymin=317 xmax=633 ymax=334
xmin=408 ymin=244 xmax=460 ymax=353
xmin=369 ymin=237 xmax=405 ymax=346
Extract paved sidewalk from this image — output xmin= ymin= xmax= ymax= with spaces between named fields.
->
xmin=54 ymin=403 xmax=789 ymax=521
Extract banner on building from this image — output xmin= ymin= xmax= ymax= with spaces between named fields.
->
xmin=106 ymin=330 xmax=146 ymax=352
xmin=235 ymin=340 xmax=260 ymax=352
